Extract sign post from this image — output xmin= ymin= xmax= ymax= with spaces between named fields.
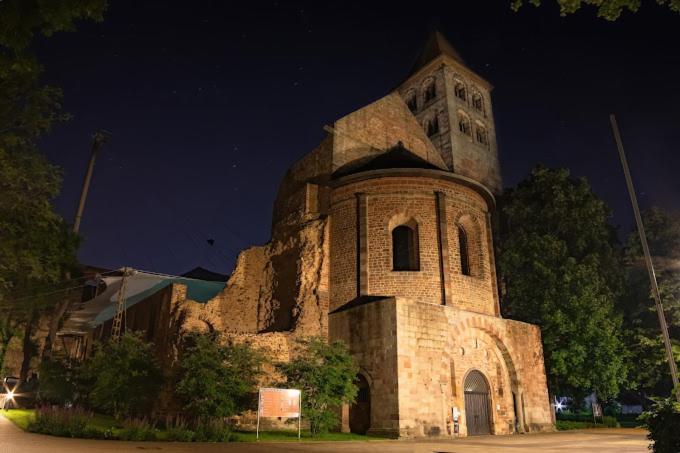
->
xmin=256 ymin=388 xmax=302 ymax=441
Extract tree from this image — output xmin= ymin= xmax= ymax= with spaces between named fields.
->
xmin=511 ymin=0 xmax=680 ymax=20
xmin=498 ymin=167 xmax=627 ymax=400
xmin=620 ymin=207 xmax=680 ymax=397
xmin=175 ymin=332 xmax=264 ymax=426
xmin=0 ymin=0 xmax=107 ymax=374
xmin=36 ymin=358 xmax=80 ymax=406
xmin=277 ymin=337 xmax=358 ymax=435
xmin=80 ymin=333 xmax=163 ymax=418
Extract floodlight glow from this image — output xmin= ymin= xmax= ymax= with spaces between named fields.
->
xmin=554 ymin=396 xmax=567 ymax=412
xmin=6 ymin=390 xmax=14 ymax=401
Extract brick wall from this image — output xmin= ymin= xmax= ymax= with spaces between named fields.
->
xmin=329 ymin=173 xmax=498 ymax=315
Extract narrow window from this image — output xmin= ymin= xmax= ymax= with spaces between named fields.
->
xmin=472 ymin=93 xmax=484 ymax=112
xmin=454 ymin=82 xmax=466 ymax=101
xmin=458 ymin=226 xmax=471 ymax=276
xmin=476 ymin=125 xmax=488 ymax=145
xmin=426 ymin=116 xmax=439 ymax=137
xmin=392 ymin=225 xmax=419 ymax=271
xmin=424 ymin=82 xmax=436 ymax=103
xmin=406 ymin=91 xmax=417 ymax=112
xmin=458 ymin=114 xmax=471 ymax=136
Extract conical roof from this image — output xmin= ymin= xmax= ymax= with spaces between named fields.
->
xmin=407 ymin=30 xmax=465 ymax=78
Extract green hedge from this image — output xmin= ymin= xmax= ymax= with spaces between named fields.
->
xmin=640 ymin=397 xmax=680 ymax=453
xmin=556 ymin=413 xmax=618 ymax=428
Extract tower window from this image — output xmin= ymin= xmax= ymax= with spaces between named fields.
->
xmin=423 ymin=82 xmax=436 ymax=103
xmin=426 ymin=116 xmax=439 ymax=137
xmin=458 ymin=226 xmax=471 ymax=276
xmin=458 ymin=114 xmax=471 ymax=136
xmin=392 ymin=225 xmax=419 ymax=271
xmin=405 ymin=90 xmax=417 ymax=113
xmin=472 ymin=93 xmax=484 ymax=112
xmin=454 ymin=82 xmax=466 ymax=102
xmin=475 ymin=125 xmax=488 ymax=145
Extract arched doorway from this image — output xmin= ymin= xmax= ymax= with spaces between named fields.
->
xmin=464 ymin=370 xmax=492 ymax=435
xmin=349 ymin=374 xmax=370 ymax=434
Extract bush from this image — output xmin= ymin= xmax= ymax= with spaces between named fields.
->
xmin=118 ymin=417 xmax=157 ymax=441
xmin=556 ymin=412 xmax=618 ymax=427
xmin=276 ymin=337 xmax=358 ymax=436
xmin=602 ymin=415 xmax=619 ymax=428
xmin=556 ymin=420 xmax=601 ymax=430
xmin=80 ymin=333 xmax=163 ymax=418
xmin=193 ymin=419 xmax=234 ymax=442
xmin=29 ymin=406 xmax=91 ymax=438
xmin=37 ymin=359 xmax=81 ymax=406
xmin=176 ymin=332 xmax=264 ymax=425
xmin=640 ymin=396 xmax=680 ymax=453
xmin=166 ymin=427 xmax=195 ymax=442
xmin=162 ymin=417 xmax=235 ymax=442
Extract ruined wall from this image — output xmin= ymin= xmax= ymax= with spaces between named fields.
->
xmin=185 ymin=216 xmax=330 ymax=339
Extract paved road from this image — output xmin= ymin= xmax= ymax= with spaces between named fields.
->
xmin=0 ymin=415 xmax=649 ymax=452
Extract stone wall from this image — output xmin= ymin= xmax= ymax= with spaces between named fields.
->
xmin=329 ymin=297 xmax=553 ymax=438
xmin=329 ymin=172 xmax=498 ymax=315
xmin=397 ymin=54 xmax=502 ymax=194
xmin=329 ymin=298 xmax=401 ymax=437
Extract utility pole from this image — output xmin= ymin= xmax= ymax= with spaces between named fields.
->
xmin=110 ymin=267 xmax=134 ymax=342
xmin=73 ymin=130 xmax=110 ymax=234
xmin=610 ymin=114 xmax=680 ymax=401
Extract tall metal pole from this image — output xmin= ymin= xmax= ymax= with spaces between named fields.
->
xmin=610 ymin=114 xmax=680 ymax=400
xmin=73 ymin=130 xmax=110 ymax=234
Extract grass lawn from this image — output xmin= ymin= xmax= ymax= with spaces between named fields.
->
xmin=1 ymin=409 xmax=120 ymax=431
xmin=1 ymin=409 xmax=35 ymax=430
xmin=233 ymin=430 xmax=389 ymax=442
xmin=1 ymin=409 xmax=388 ymax=442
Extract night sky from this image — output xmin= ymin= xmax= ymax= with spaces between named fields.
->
xmin=35 ymin=0 xmax=680 ymax=276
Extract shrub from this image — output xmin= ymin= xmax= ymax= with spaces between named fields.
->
xmin=193 ymin=419 xmax=234 ymax=442
xmin=640 ymin=395 xmax=680 ymax=453
xmin=276 ymin=337 xmax=358 ymax=435
xmin=166 ymin=427 xmax=195 ymax=441
xmin=80 ymin=333 xmax=163 ymax=418
xmin=37 ymin=358 xmax=82 ymax=405
xmin=602 ymin=415 xmax=619 ymax=428
xmin=556 ymin=420 xmax=600 ymax=430
xmin=175 ymin=331 xmax=264 ymax=426
xmin=118 ymin=417 xmax=157 ymax=441
xmin=29 ymin=406 xmax=91 ymax=438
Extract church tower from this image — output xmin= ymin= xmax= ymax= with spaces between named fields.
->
xmin=397 ymin=31 xmax=502 ymax=194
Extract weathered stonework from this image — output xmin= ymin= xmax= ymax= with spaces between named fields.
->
xmin=330 ymin=298 xmax=552 ymax=437
xmin=39 ymin=31 xmax=553 ymax=438
xmin=174 ymin=31 xmax=553 ymax=437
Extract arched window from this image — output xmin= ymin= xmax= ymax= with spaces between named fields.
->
xmin=458 ymin=113 xmax=471 ymax=136
xmin=406 ymin=91 xmax=417 ymax=113
xmin=454 ymin=82 xmax=467 ymax=101
xmin=426 ymin=115 xmax=439 ymax=137
xmin=423 ymin=80 xmax=436 ymax=103
xmin=472 ymin=92 xmax=484 ymax=112
xmin=392 ymin=225 xmax=419 ymax=271
xmin=475 ymin=125 xmax=488 ymax=145
xmin=458 ymin=226 xmax=471 ymax=276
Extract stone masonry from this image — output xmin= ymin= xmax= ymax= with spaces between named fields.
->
xmin=44 ymin=31 xmax=554 ymax=438
xmin=170 ymin=30 xmax=554 ymax=438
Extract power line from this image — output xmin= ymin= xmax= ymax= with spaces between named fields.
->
xmin=2 ymin=269 xmax=119 ymax=301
